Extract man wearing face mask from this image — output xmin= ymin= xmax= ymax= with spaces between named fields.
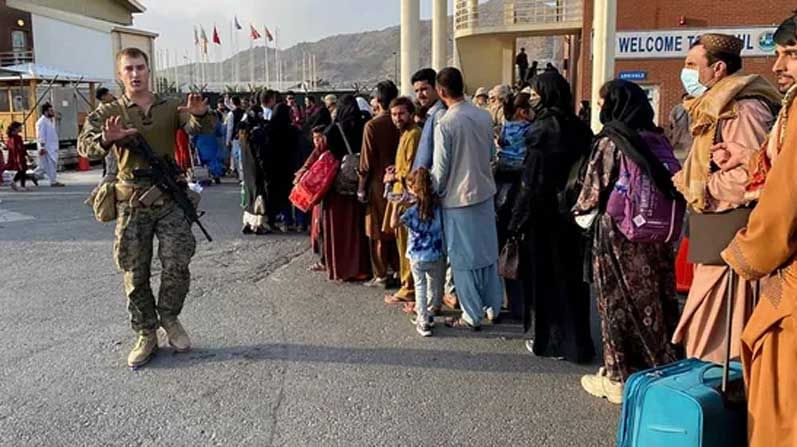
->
xmin=671 ymin=34 xmax=781 ymax=364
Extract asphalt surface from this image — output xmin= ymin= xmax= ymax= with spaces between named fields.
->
xmin=0 ymin=169 xmax=619 ymax=446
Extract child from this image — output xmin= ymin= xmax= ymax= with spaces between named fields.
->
xmin=4 ymin=121 xmax=37 ymax=191
xmin=395 ymin=167 xmax=445 ymax=337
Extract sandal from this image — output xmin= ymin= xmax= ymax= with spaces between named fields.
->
xmin=444 ymin=317 xmax=481 ymax=331
xmin=401 ymin=302 xmax=416 ymax=314
xmin=307 ymin=262 xmax=326 ymax=272
xmin=384 ymin=293 xmax=414 ymax=305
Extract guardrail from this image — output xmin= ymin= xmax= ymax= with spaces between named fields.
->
xmin=0 ymin=50 xmax=34 ymax=67
xmin=455 ymin=0 xmax=583 ymax=32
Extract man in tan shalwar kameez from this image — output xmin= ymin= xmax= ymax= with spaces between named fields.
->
xmin=672 ymin=34 xmax=781 ymax=363
xmin=721 ymin=15 xmax=797 ymax=447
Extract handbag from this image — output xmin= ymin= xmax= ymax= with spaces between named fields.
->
xmin=687 ymin=207 xmax=753 ymax=265
xmin=332 ymin=123 xmax=360 ymax=196
xmin=498 ymin=237 xmax=521 ymax=280
xmin=289 ymin=151 xmax=340 ymax=212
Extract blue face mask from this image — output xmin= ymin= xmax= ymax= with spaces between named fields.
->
xmin=681 ymin=68 xmax=707 ymax=98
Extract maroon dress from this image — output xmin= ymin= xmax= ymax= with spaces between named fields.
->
xmin=5 ymin=135 xmax=27 ymax=172
xmin=322 ymin=190 xmax=371 ymax=281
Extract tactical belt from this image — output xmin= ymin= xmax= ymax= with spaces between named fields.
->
xmin=115 ymin=181 xmax=171 ymax=208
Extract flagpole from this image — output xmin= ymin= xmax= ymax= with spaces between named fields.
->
xmin=249 ymin=36 xmax=254 ymax=86
xmin=235 ymin=27 xmax=240 ymax=87
xmin=312 ymin=53 xmax=316 ymax=90
xmin=264 ymin=27 xmax=270 ymax=87
xmin=275 ymin=27 xmax=281 ymax=90
xmin=173 ymin=50 xmax=179 ymax=92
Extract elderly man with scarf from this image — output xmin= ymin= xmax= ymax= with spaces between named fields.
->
xmin=671 ymin=33 xmax=781 ymax=363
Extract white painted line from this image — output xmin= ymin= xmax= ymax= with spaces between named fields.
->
xmin=0 ymin=207 xmax=35 ymax=223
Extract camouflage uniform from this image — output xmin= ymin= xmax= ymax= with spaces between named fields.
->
xmin=79 ymin=94 xmax=214 ymax=332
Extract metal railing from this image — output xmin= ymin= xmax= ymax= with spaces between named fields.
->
xmin=455 ymin=0 xmax=583 ymax=32
xmin=0 ymin=50 xmax=34 ymax=67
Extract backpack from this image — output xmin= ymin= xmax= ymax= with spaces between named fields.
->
xmin=605 ymin=132 xmax=685 ymax=243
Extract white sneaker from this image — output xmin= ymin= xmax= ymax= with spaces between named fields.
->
xmin=581 ymin=372 xmax=624 ymax=404
xmin=415 ymin=321 xmax=432 ymax=337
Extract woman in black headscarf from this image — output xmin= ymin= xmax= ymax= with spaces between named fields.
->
xmin=507 ymin=72 xmax=595 ymax=364
xmin=320 ymin=95 xmax=372 ymax=281
xmin=262 ymin=103 xmax=301 ymax=232
xmin=573 ymin=79 xmax=682 ymax=404
xmin=241 ymin=105 xmax=270 ymax=234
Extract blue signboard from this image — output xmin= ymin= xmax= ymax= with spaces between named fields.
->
xmin=619 ymin=71 xmax=647 ymax=81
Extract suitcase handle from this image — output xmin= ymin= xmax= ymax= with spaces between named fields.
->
xmin=698 ymin=362 xmax=741 ymax=387
xmin=720 ymin=272 xmax=759 ymax=394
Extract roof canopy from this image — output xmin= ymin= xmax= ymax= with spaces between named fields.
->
xmin=0 ymin=63 xmax=111 ymax=83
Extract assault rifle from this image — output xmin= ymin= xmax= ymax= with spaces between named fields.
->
xmin=120 ymin=134 xmax=213 ymax=242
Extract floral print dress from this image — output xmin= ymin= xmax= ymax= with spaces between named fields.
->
xmin=574 ymin=136 xmax=680 ymax=382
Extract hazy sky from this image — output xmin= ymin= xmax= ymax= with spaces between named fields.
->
xmin=134 ymin=0 xmax=456 ymax=64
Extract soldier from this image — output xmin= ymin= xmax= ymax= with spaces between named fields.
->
xmin=78 ymin=47 xmax=215 ymax=368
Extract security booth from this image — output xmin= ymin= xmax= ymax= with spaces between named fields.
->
xmin=0 ymin=63 xmax=109 ymax=168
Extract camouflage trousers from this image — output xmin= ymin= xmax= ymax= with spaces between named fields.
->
xmin=114 ymin=201 xmax=196 ymax=332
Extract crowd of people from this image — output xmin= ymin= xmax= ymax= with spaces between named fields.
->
xmin=217 ymin=22 xmax=796 ymax=444
xmin=5 ymin=16 xmax=796 ymax=444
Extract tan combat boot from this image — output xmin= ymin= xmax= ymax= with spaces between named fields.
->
xmin=160 ymin=318 xmax=191 ymax=353
xmin=127 ymin=330 xmax=158 ymax=367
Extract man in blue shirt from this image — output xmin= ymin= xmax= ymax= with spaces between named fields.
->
xmin=412 ymin=68 xmax=446 ymax=171
xmin=407 ymin=68 xmax=456 ymax=314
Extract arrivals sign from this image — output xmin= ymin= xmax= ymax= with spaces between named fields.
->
xmin=615 ymin=27 xmax=776 ymax=60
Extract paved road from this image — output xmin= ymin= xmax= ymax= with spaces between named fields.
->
xmin=0 ymin=169 xmax=619 ymax=446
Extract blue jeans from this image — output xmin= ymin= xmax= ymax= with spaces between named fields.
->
xmin=411 ymin=258 xmax=445 ymax=322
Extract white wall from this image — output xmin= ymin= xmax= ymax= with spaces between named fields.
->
xmin=31 ymin=13 xmax=114 ymax=81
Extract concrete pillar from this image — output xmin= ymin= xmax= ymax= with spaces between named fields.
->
xmin=502 ymin=38 xmax=515 ymax=86
xmin=400 ymin=0 xmax=420 ymax=95
xmin=432 ymin=0 xmax=447 ymax=70
xmin=590 ymin=0 xmax=616 ymax=132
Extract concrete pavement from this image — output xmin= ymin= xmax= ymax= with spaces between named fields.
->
xmin=0 ymin=169 xmax=619 ymax=446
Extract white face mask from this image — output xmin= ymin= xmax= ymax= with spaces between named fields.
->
xmin=681 ymin=68 xmax=708 ymax=98
xmin=529 ymin=90 xmax=542 ymax=110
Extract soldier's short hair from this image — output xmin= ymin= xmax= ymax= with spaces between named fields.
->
xmin=116 ymin=47 xmax=150 ymax=68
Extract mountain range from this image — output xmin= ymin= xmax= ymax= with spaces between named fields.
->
xmin=172 ymin=0 xmax=556 ymax=91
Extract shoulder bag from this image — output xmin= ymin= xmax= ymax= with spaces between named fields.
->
xmin=332 ymin=123 xmax=360 ymax=196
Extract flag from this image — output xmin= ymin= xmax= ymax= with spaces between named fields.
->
xmin=234 ymin=16 xmax=242 ymax=30
xmin=264 ymin=26 xmax=274 ymax=42
xmin=250 ymin=24 xmax=262 ymax=40
xmin=200 ymin=26 xmax=209 ymax=54
xmin=194 ymin=26 xmax=199 ymax=46
xmin=212 ymin=25 xmax=221 ymax=45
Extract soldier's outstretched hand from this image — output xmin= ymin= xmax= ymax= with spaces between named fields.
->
xmin=102 ymin=116 xmax=138 ymax=145
xmin=179 ymin=93 xmax=210 ymax=116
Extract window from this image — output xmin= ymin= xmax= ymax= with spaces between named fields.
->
xmin=11 ymin=30 xmax=27 ymax=51
xmin=11 ymin=88 xmax=28 ymax=112
xmin=0 ymin=89 xmax=9 ymax=112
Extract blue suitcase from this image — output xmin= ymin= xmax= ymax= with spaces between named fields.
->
xmin=616 ymin=358 xmax=746 ymax=446
xmin=616 ymin=272 xmax=754 ymax=447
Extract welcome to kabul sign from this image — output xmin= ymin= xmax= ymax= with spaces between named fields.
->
xmin=615 ymin=27 xmax=776 ymax=59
